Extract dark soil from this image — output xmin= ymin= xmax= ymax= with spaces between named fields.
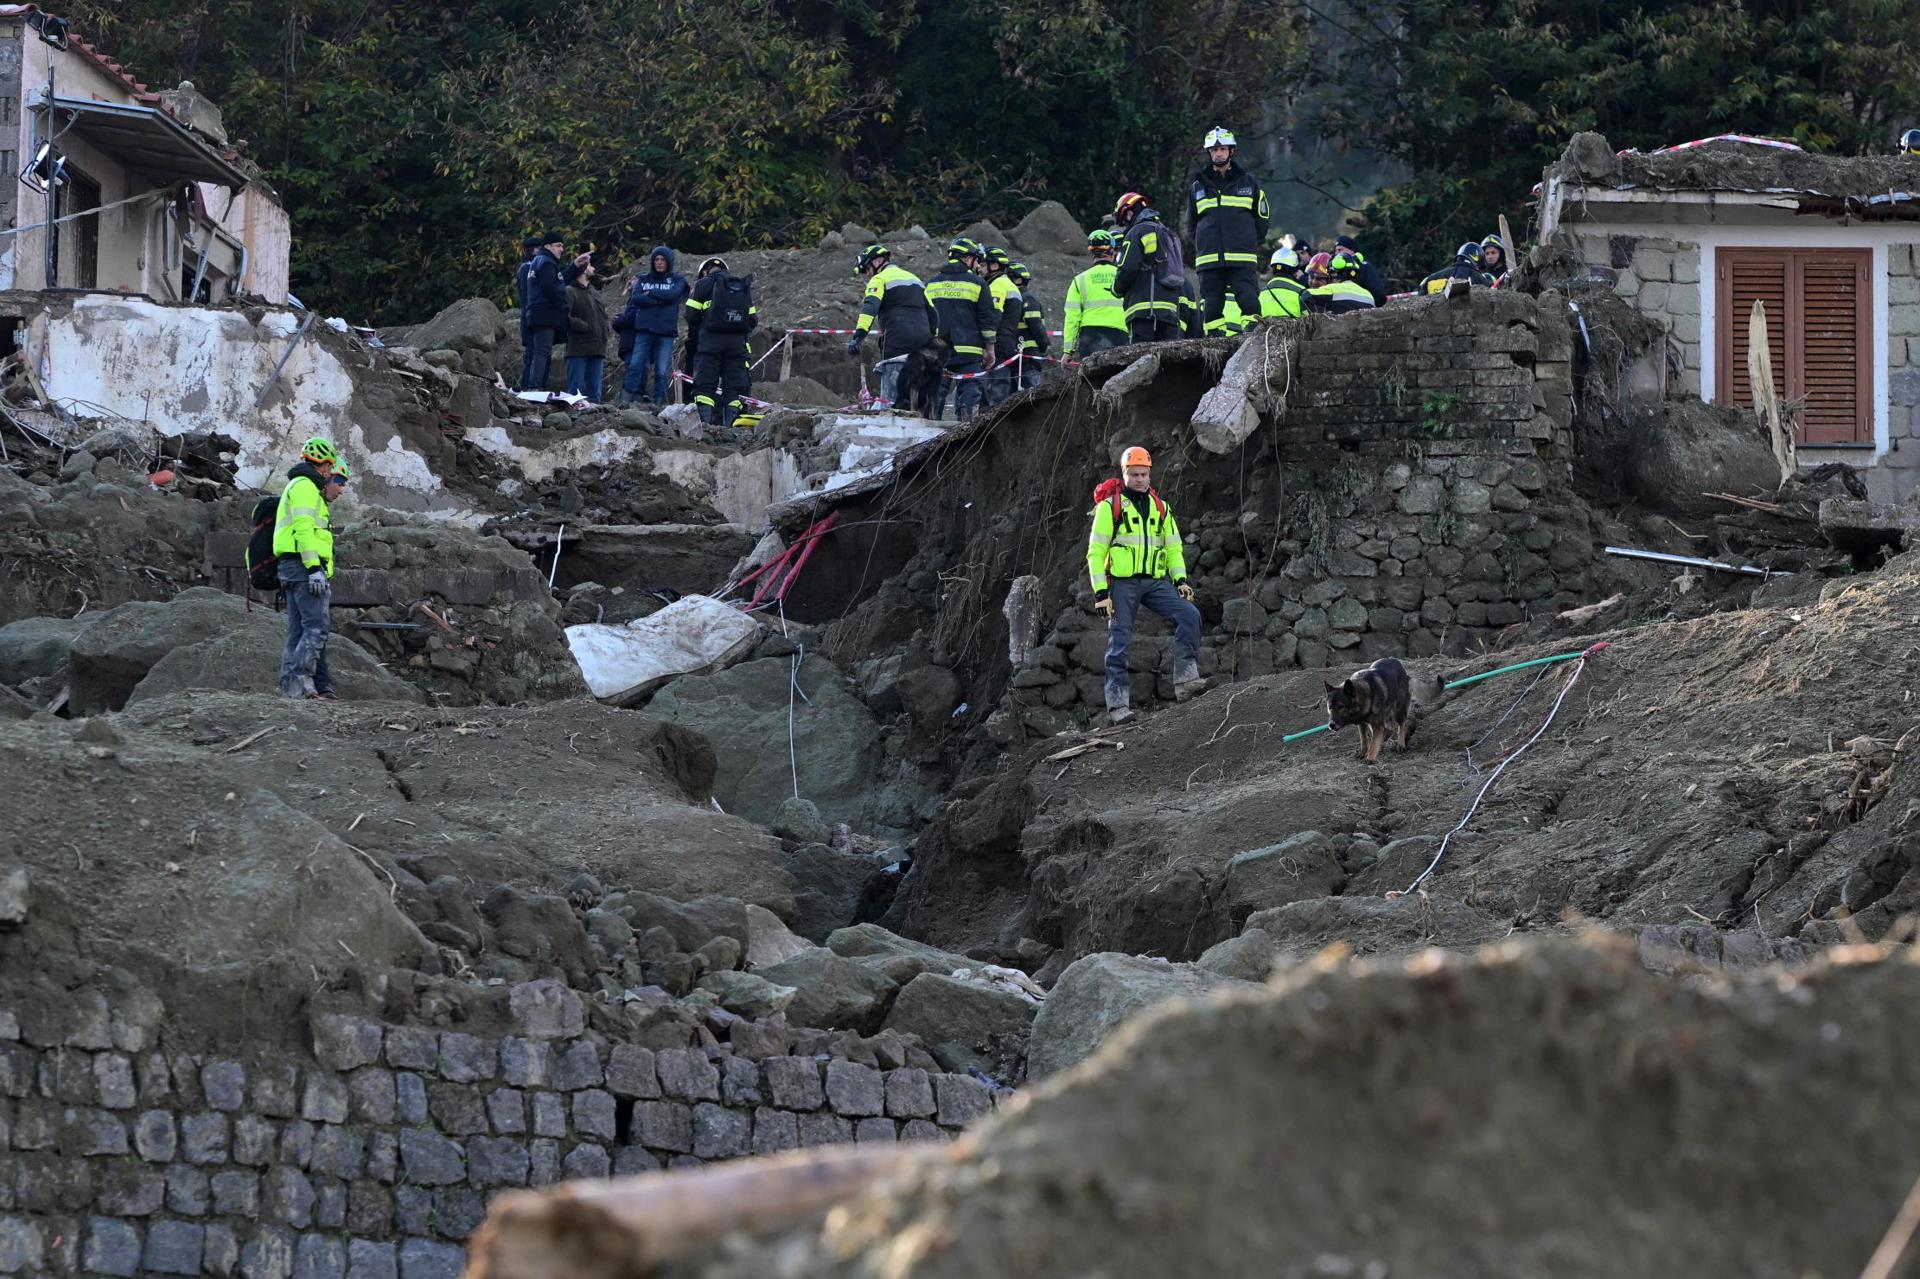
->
xmin=667 ymin=937 xmax=1920 ymax=1279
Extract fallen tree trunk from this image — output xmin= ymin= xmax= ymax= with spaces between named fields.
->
xmin=463 ymin=1144 xmax=945 ymax=1279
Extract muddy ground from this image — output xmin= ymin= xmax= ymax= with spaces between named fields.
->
xmin=896 ymin=551 xmax=1919 ymax=964
xmin=662 ymin=937 xmax=1920 ymax=1279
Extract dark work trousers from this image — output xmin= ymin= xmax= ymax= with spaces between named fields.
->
xmin=1200 ymin=266 xmax=1261 ymax=333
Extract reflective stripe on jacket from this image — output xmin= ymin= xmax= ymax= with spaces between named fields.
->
xmin=1187 ymin=162 xmax=1270 ymax=269
xmin=1063 ymin=263 xmax=1126 ymax=353
xmin=271 ymin=465 xmax=333 ymax=574
xmin=1019 ymin=290 xmax=1049 ymax=355
xmin=926 ymin=266 xmax=998 ymax=359
xmin=1087 ymin=490 xmax=1187 ymax=591
xmin=1114 ymin=215 xmax=1183 ymax=324
xmin=986 ymin=272 xmax=1022 ymax=361
xmin=1260 ymin=276 xmax=1306 ymax=318
xmin=1308 ymin=280 xmax=1378 ymax=313
xmin=856 ymin=264 xmax=934 ymax=354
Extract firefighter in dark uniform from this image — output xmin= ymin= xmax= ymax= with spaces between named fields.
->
xmin=1112 ymin=192 xmax=1183 ymax=343
xmin=1187 ymin=126 xmax=1269 ymax=335
xmin=925 ymin=239 xmax=1000 ymax=420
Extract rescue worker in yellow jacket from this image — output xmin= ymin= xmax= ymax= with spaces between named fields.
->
xmin=1260 ymin=247 xmax=1307 ymax=317
xmin=1062 ymin=230 xmax=1128 ymax=359
xmin=273 ymin=437 xmax=343 ymax=699
xmin=1087 ymin=445 xmax=1205 ymax=723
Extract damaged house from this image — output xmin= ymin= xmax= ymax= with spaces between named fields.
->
xmin=1541 ymin=134 xmax=1920 ymax=501
xmin=0 ymin=6 xmax=287 ymax=301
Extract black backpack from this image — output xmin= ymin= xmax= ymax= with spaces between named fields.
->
xmin=705 ymin=273 xmax=754 ymax=334
xmin=245 ymin=494 xmax=281 ymax=593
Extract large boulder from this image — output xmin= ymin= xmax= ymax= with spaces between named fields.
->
xmin=1027 ymin=952 xmax=1251 ymax=1079
xmin=1627 ymin=400 xmax=1783 ymax=517
xmin=782 ymin=844 xmax=882 ymax=943
xmin=481 ymin=886 xmax=596 ymax=983
xmin=757 ymin=949 xmax=900 ymax=1034
xmin=883 ymin=973 xmax=1039 ymax=1075
xmin=69 ymin=589 xmax=260 ymax=714
xmin=0 ymin=615 xmax=94 ymax=685
xmin=1219 ymin=831 xmax=1346 ymax=931
xmin=130 ymin=622 xmax=422 ymax=706
xmin=1010 ymin=200 xmax=1087 ymax=257
xmin=403 ymin=297 xmax=505 ymax=354
xmin=1246 ymin=894 xmax=1506 ymax=959
xmin=645 ymin=655 xmax=892 ymax=830
xmin=623 ymin=892 xmax=750 ymax=953
xmin=745 ymin=904 xmax=815 ymax=970
xmin=827 ymin=923 xmax=973 ymax=984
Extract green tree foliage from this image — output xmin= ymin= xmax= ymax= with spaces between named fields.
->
xmin=57 ymin=0 xmax=1306 ymax=322
xmin=1318 ymin=0 xmax=1920 ymax=283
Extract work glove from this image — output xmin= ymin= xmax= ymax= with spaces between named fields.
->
xmin=846 ymin=335 xmax=864 ymax=357
xmin=306 ymin=570 xmax=328 ymax=597
xmin=1176 ymin=582 xmax=1195 ymax=602
xmin=1094 ymin=591 xmax=1113 ymax=621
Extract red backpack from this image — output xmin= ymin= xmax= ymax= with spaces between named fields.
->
xmin=1092 ymin=477 xmax=1166 ymax=525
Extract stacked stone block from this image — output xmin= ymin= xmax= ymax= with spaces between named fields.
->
xmin=0 ymin=991 xmax=998 ymax=1278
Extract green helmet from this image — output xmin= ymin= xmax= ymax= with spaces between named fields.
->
xmin=1087 ymin=229 xmax=1115 ymax=252
xmin=947 ymin=237 xmax=982 ymax=261
xmin=1329 ymin=252 xmax=1360 ymax=277
xmin=854 ymin=243 xmax=889 ymax=275
xmin=300 ymin=436 xmax=338 ymax=465
xmin=329 ymin=461 xmax=351 ymax=485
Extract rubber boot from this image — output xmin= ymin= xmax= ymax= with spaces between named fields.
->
xmin=1106 ymin=687 xmax=1133 ymax=726
xmin=1173 ymin=658 xmax=1209 ymax=703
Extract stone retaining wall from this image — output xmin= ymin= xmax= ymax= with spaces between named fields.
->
xmin=0 ymin=991 xmax=995 ymax=1278
xmin=998 ymin=291 xmax=1595 ymax=731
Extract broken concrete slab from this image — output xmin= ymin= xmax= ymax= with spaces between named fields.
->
xmin=499 ymin=523 xmax=756 ymax=598
xmin=565 ymin=595 xmax=762 ymax=706
xmin=1818 ymin=496 xmax=1916 ymax=557
xmin=1190 ymin=325 xmax=1286 ymax=454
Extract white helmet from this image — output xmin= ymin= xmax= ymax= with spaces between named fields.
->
xmin=1203 ymin=126 xmax=1237 ymax=149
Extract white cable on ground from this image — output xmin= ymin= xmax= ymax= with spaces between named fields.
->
xmin=1393 ymin=653 xmax=1593 ymax=898
xmin=777 ymin=598 xmax=806 ymax=801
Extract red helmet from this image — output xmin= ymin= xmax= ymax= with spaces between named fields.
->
xmin=1114 ymin=192 xmax=1149 ymax=226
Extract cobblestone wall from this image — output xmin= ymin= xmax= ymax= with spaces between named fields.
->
xmin=1569 ymin=231 xmax=1704 ymax=394
xmin=997 ymin=290 xmax=1593 ymax=733
xmin=0 ymin=986 xmax=995 ymax=1278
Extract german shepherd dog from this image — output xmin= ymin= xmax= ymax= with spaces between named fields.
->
xmin=1327 ymin=656 xmax=1417 ymax=763
xmin=900 ymin=339 xmax=948 ymax=417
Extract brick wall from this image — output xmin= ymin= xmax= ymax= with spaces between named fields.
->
xmin=0 ymin=988 xmax=996 ymax=1278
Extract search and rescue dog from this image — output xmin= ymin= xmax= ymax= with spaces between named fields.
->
xmin=1326 ymin=656 xmax=1418 ymax=763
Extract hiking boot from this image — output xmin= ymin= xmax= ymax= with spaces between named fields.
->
xmin=1175 ymin=677 xmax=1209 ymax=703
xmin=1106 ymin=688 xmax=1132 ymax=725
xmin=1109 ymin=707 xmax=1135 ymax=725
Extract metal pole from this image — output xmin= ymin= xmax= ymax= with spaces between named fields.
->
xmin=548 ymin=524 xmax=565 ymax=590
xmin=252 ymin=312 xmax=317 ymax=408
xmin=1603 ymin=545 xmax=1786 ymax=577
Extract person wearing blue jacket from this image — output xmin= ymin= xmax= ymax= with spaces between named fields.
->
xmin=520 ymin=232 xmax=572 ymax=391
xmin=616 ymin=245 xmax=689 ymax=404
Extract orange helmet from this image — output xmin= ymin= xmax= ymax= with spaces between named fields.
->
xmin=1114 ymin=192 xmax=1149 ymax=226
xmin=1120 ymin=446 xmax=1152 ymax=469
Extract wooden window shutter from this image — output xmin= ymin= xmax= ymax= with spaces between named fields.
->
xmin=1716 ymin=247 xmax=1871 ymax=445
xmin=1798 ymin=252 xmax=1870 ymax=444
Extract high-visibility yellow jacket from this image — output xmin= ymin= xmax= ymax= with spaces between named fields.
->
xmin=1062 ymin=262 xmax=1126 ymax=355
xmin=1087 ymin=488 xmax=1188 ymax=592
xmin=1260 ymin=276 xmax=1306 ymax=318
xmin=986 ymin=272 xmax=1022 ymax=361
xmin=1307 ymin=279 xmax=1378 ymax=314
xmin=271 ymin=463 xmax=334 ymax=574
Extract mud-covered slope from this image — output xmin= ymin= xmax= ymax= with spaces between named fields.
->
xmin=665 ymin=937 xmax=1920 ymax=1279
xmin=895 ymin=556 xmax=1920 ymax=962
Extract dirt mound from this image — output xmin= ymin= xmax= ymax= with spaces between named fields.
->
xmin=110 ymin=692 xmax=793 ymax=918
xmin=664 ymin=937 xmax=1920 ymax=1279
xmin=896 ymin=553 xmax=1920 ymax=962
